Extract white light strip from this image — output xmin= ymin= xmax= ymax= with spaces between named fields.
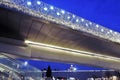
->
xmin=25 ymin=40 xmax=120 ymax=62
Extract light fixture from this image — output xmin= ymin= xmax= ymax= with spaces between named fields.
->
xmin=27 ymin=1 xmax=32 ymax=6
xmin=44 ymin=7 xmax=48 ymax=11
xmin=50 ymin=6 xmax=54 ymax=10
xmin=24 ymin=61 xmax=28 ymax=66
xmin=37 ymin=1 xmax=41 ymax=5
xmin=101 ymin=29 xmax=104 ymax=32
xmin=67 ymin=16 xmax=70 ymax=19
xmin=81 ymin=18 xmax=84 ymax=22
xmin=73 ymin=68 xmax=77 ymax=71
xmin=114 ymin=32 xmax=117 ymax=34
xmin=76 ymin=19 xmax=79 ymax=22
xmin=57 ymin=12 xmax=60 ymax=16
xmin=70 ymin=65 xmax=73 ymax=67
xmin=25 ymin=40 xmax=93 ymax=55
xmin=96 ymin=25 xmax=99 ymax=28
xmin=110 ymin=30 xmax=112 ymax=33
xmin=61 ymin=10 xmax=65 ymax=14
xmin=72 ymin=15 xmax=75 ymax=18
xmin=69 ymin=77 xmax=75 ymax=80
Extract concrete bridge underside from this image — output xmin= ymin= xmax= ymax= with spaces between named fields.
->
xmin=0 ymin=7 xmax=120 ymax=70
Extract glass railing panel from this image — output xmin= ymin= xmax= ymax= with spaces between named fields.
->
xmin=0 ymin=53 xmax=42 ymax=80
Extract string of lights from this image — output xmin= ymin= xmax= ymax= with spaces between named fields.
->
xmin=0 ymin=0 xmax=120 ymax=44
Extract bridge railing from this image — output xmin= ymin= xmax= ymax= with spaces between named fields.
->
xmin=42 ymin=70 xmax=119 ymax=80
xmin=0 ymin=0 xmax=120 ymax=44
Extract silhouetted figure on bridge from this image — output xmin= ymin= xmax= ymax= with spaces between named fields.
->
xmin=46 ymin=66 xmax=52 ymax=80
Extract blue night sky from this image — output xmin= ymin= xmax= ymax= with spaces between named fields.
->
xmin=39 ymin=0 xmax=120 ymax=32
xmin=19 ymin=59 xmax=106 ymax=70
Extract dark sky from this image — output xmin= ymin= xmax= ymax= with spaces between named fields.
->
xmin=40 ymin=0 xmax=120 ymax=32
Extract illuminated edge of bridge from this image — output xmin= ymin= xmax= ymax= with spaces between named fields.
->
xmin=0 ymin=0 xmax=120 ymax=43
xmin=25 ymin=40 xmax=120 ymax=62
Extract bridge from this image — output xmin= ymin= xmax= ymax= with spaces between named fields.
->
xmin=0 ymin=0 xmax=120 ymax=70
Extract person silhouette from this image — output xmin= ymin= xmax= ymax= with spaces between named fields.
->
xmin=46 ymin=66 xmax=52 ymax=80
